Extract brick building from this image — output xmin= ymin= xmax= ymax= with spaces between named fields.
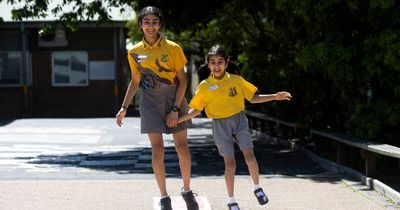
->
xmin=0 ymin=21 xmax=131 ymax=117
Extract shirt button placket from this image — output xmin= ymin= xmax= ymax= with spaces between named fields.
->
xmin=148 ymin=48 xmax=152 ymax=59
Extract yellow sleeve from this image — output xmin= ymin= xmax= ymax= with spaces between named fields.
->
xmin=239 ymin=77 xmax=258 ymax=101
xmin=127 ymin=52 xmax=139 ymax=75
xmin=174 ymin=45 xmax=188 ymax=72
xmin=189 ymin=87 xmax=205 ymax=111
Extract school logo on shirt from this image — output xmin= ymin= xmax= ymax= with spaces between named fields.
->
xmin=228 ymin=87 xmax=237 ymax=97
xmin=161 ymin=54 xmax=169 ymax=62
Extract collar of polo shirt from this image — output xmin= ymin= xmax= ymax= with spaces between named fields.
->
xmin=143 ymin=36 xmax=164 ymax=49
xmin=208 ymin=71 xmax=231 ymax=83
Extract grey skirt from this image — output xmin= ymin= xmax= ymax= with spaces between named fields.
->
xmin=139 ymin=86 xmax=191 ymax=134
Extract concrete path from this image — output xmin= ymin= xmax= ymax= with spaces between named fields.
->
xmin=0 ymin=177 xmax=391 ymax=210
xmin=0 ymin=118 xmax=398 ymax=210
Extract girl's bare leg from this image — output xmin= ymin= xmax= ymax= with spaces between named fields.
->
xmin=223 ymin=156 xmax=236 ymax=197
xmin=242 ymin=148 xmax=260 ymax=185
xmin=148 ymin=133 xmax=167 ymax=196
xmin=173 ymin=129 xmax=192 ymax=191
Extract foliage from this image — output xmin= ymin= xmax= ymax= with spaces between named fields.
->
xmin=7 ymin=0 xmax=135 ymax=30
xmin=38 ymin=23 xmax=55 ymax=35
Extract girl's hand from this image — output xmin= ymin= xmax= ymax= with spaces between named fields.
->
xmin=276 ymin=92 xmax=292 ymax=101
xmin=116 ymin=108 xmax=127 ymax=127
xmin=166 ymin=111 xmax=179 ymax=127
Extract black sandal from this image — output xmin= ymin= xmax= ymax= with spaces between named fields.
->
xmin=159 ymin=196 xmax=173 ymax=210
xmin=228 ymin=202 xmax=240 ymax=210
xmin=254 ymin=188 xmax=269 ymax=205
xmin=181 ymin=189 xmax=199 ymax=210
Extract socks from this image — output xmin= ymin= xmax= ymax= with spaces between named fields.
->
xmin=228 ymin=196 xmax=236 ymax=204
xmin=160 ymin=195 xmax=169 ymax=199
xmin=254 ymin=184 xmax=261 ymax=191
xmin=181 ymin=188 xmax=191 ymax=193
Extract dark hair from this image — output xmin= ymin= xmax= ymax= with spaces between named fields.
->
xmin=138 ymin=6 xmax=164 ymax=29
xmin=197 ymin=45 xmax=240 ymax=81
xmin=205 ymin=45 xmax=228 ymax=64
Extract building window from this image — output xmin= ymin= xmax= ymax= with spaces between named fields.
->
xmin=52 ymin=51 xmax=88 ymax=86
xmin=0 ymin=52 xmax=22 ymax=85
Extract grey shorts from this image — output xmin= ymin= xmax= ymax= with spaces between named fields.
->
xmin=139 ymin=86 xmax=191 ymax=134
xmin=212 ymin=111 xmax=253 ymax=157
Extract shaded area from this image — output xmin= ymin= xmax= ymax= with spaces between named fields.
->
xmin=0 ymin=118 xmax=15 ymax=126
xmin=20 ymin=137 xmax=399 ymax=192
xmin=21 ymin=139 xmax=326 ymax=178
xmin=253 ymin=141 xmax=325 ymax=176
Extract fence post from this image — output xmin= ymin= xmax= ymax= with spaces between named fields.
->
xmin=248 ymin=116 xmax=254 ymax=129
xmin=268 ymin=122 xmax=276 ymax=137
xmin=361 ymin=150 xmax=377 ymax=177
xmin=335 ymin=142 xmax=346 ymax=165
xmin=260 ymin=120 xmax=266 ymax=133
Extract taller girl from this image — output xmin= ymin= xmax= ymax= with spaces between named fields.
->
xmin=116 ymin=6 xmax=199 ymax=210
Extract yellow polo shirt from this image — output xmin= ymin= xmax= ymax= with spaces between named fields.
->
xmin=189 ymin=72 xmax=258 ymax=118
xmin=127 ymin=36 xmax=187 ymax=88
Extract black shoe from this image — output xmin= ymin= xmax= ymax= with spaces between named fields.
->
xmin=160 ymin=196 xmax=173 ymax=210
xmin=181 ymin=189 xmax=199 ymax=210
xmin=228 ymin=202 xmax=240 ymax=210
xmin=254 ymin=188 xmax=269 ymax=205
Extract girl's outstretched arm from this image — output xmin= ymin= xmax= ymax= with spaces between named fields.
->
xmin=178 ymin=109 xmax=202 ymax=123
xmin=249 ymin=91 xmax=292 ymax=104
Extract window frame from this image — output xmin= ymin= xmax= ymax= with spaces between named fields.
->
xmin=52 ymin=51 xmax=89 ymax=87
xmin=0 ymin=51 xmax=23 ymax=87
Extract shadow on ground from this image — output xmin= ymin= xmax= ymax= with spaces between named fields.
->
xmin=0 ymin=118 xmax=15 ymax=126
xmin=11 ymin=119 xmax=350 ymax=185
xmin=20 ymin=138 xmax=336 ymax=181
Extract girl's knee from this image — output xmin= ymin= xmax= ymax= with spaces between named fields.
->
xmin=175 ymin=142 xmax=189 ymax=154
xmin=245 ymin=155 xmax=259 ymax=169
xmin=225 ymin=166 xmax=236 ymax=174
xmin=151 ymin=146 xmax=164 ymax=159
xmin=245 ymin=157 xmax=258 ymax=167
xmin=224 ymin=160 xmax=236 ymax=173
xmin=243 ymin=150 xmax=258 ymax=165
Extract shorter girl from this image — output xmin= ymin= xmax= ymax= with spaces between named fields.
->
xmin=178 ymin=45 xmax=292 ymax=210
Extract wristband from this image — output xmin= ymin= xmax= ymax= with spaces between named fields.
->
xmin=171 ymin=105 xmax=180 ymax=112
